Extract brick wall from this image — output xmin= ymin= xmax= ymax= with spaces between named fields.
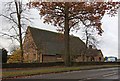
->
xmin=23 ymin=28 xmax=37 ymax=62
xmin=43 ymin=55 xmax=57 ymax=62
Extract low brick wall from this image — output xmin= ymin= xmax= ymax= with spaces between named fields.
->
xmin=2 ymin=62 xmax=120 ymax=68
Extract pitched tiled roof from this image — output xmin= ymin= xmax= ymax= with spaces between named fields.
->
xmin=86 ymin=48 xmax=99 ymax=56
xmin=28 ymin=26 xmax=86 ymax=55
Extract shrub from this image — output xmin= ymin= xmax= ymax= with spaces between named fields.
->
xmin=7 ymin=49 xmax=21 ymax=63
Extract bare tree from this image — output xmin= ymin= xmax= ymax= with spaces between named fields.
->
xmin=82 ymin=25 xmax=101 ymax=49
xmin=0 ymin=0 xmax=32 ymax=63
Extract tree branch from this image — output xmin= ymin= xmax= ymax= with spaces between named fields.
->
xmin=0 ymin=14 xmax=18 ymax=25
xmin=0 ymin=32 xmax=19 ymax=42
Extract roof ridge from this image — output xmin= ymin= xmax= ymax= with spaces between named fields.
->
xmin=28 ymin=26 xmax=80 ymax=39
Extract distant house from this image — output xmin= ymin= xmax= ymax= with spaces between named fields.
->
xmin=23 ymin=26 xmax=104 ymax=63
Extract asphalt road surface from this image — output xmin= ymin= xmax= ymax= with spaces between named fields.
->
xmin=21 ymin=67 xmax=120 ymax=80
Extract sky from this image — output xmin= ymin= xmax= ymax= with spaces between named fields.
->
xmin=0 ymin=0 xmax=119 ymax=58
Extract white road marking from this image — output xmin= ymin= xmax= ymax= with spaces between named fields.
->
xmin=80 ymin=72 xmax=118 ymax=80
xmin=103 ymin=72 xmax=117 ymax=77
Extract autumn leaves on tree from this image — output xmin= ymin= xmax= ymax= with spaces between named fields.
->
xmin=29 ymin=2 xmax=119 ymax=66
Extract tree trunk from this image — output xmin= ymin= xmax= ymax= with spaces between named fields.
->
xmin=85 ymin=29 xmax=88 ymax=48
xmin=15 ymin=0 xmax=24 ymax=63
xmin=64 ymin=2 xmax=70 ymax=66
xmin=84 ymin=29 xmax=89 ymax=62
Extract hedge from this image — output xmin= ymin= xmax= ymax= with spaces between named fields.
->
xmin=2 ymin=62 xmax=120 ymax=68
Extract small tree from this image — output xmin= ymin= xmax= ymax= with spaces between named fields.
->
xmin=2 ymin=48 xmax=8 ymax=63
xmin=7 ymin=49 xmax=21 ymax=63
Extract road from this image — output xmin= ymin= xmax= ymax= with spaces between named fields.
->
xmin=19 ymin=67 xmax=120 ymax=80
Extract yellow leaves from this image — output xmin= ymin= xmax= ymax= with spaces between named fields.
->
xmin=7 ymin=49 xmax=21 ymax=63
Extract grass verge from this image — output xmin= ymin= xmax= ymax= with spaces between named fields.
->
xmin=3 ymin=67 xmax=80 ymax=79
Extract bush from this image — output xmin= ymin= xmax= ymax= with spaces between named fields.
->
xmin=7 ymin=49 xmax=21 ymax=63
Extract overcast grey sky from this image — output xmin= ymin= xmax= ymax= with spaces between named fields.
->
xmin=0 ymin=0 xmax=119 ymax=58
